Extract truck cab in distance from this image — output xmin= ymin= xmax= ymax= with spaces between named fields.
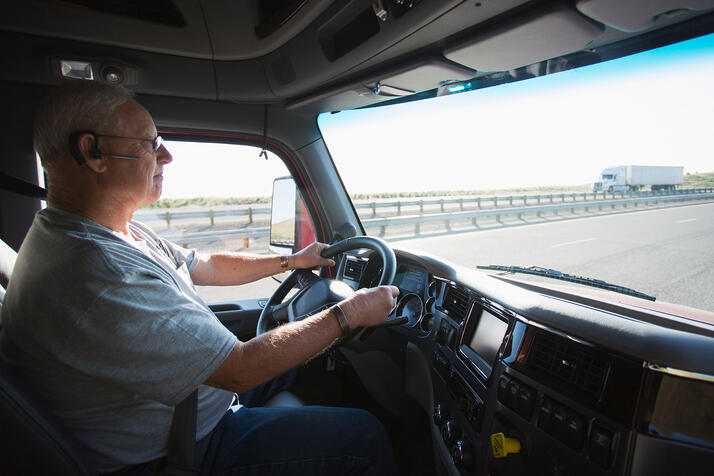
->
xmin=593 ymin=165 xmax=684 ymax=192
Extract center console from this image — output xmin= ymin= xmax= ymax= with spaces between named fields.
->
xmin=430 ymin=280 xmax=641 ymax=476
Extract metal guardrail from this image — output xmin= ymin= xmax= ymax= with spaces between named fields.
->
xmin=160 ymin=189 xmax=714 ymax=246
xmin=137 ymin=188 xmax=714 ymax=227
xmin=362 ymin=192 xmax=714 ymax=235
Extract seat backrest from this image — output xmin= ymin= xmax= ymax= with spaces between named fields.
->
xmin=0 ymin=361 xmax=97 ymax=475
xmin=0 ymin=237 xmax=96 ymax=475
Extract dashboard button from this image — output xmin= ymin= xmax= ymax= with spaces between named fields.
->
xmin=552 ymin=404 xmax=568 ymax=440
xmin=507 ymin=379 xmax=521 ymax=409
xmin=589 ymin=424 xmax=613 ymax=468
xmin=537 ymin=398 xmax=554 ymax=434
xmin=498 ymin=374 xmax=510 ymax=404
xmin=517 ymin=385 xmax=536 ymax=420
xmin=564 ymin=412 xmax=586 ymax=451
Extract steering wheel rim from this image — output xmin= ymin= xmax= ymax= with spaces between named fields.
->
xmin=256 ymin=236 xmax=397 ymax=335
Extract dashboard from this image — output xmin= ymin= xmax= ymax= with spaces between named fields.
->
xmin=339 ymin=249 xmax=714 ymax=476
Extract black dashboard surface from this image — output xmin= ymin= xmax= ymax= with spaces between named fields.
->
xmin=339 ymin=247 xmax=714 ymax=476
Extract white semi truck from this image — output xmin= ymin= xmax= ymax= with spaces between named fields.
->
xmin=592 ymin=165 xmax=684 ymax=192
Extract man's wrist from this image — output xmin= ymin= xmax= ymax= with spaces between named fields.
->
xmin=330 ymin=304 xmax=351 ymax=336
xmin=279 ymin=255 xmax=291 ymax=269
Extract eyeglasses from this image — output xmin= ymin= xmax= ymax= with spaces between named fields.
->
xmin=96 ymin=134 xmax=163 ymax=152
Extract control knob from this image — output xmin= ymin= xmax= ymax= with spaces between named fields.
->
xmin=434 ymin=402 xmax=448 ymax=426
xmin=452 ymin=439 xmax=474 ymax=469
xmin=441 ymin=419 xmax=459 ymax=443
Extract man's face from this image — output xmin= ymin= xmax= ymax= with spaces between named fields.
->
xmin=97 ymin=100 xmax=173 ymax=209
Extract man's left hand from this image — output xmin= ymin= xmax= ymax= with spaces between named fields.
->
xmin=290 ymin=242 xmax=336 ymax=269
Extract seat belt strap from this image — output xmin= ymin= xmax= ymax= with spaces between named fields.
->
xmin=163 ymin=389 xmax=199 ymax=476
xmin=0 ymin=172 xmax=47 ymax=199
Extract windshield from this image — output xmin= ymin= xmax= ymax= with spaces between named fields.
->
xmin=319 ymin=33 xmax=714 ymax=313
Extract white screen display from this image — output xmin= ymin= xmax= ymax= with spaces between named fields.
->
xmin=468 ymin=310 xmax=508 ymax=366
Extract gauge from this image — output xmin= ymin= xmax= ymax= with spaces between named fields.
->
xmin=425 ymin=297 xmax=436 ymax=314
xmin=395 ymin=293 xmax=424 ymax=327
xmin=428 ymin=280 xmax=440 ymax=298
xmin=420 ymin=313 xmax=434 ymax=333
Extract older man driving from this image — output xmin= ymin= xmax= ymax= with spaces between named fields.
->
xmin=0 ymin=82 xmax=398 ymax=475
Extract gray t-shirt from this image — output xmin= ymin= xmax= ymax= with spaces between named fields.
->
xmin=0 ymin=207 xmax=237 ymax=472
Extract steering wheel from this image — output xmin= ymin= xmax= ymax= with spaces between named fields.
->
xmin=256 ymin=236 xmax=397 ymax=335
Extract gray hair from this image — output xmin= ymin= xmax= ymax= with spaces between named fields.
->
xmin=34 ymin=82 xmax=135 ymax=166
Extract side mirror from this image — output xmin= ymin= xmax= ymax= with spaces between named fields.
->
xmin=269 ymin=176 xmax=316 ymax=255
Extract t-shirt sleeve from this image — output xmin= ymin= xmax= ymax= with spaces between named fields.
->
xmin=60 ymin=265 xmax=237 ymax=406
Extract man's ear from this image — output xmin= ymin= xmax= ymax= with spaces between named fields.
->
xmin=75 ymin=133 xmax=107 ymax=173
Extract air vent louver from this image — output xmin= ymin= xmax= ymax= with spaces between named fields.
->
xmin=343 ymin=258 xmax=366 ymax=281
xmin=443 ymin=285 xmax=470 ymax=321
xmin=528 ymin=332 xmax=609 ymax=398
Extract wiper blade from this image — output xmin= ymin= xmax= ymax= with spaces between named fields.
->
xmin=477 ymin=265 xmax=656 ymax=301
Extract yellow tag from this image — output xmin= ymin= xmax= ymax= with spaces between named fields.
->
xmin=491 ymin=432 xmax=521 ymax=458
xmin=491 ymin=432 xmax=507 ymax=458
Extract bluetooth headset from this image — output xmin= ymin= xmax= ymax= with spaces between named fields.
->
xmin=68 ymin=130 xmax=140 ymax=165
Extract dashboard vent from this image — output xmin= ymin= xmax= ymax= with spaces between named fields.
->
xmin=528 ymin=332 xmax=609 ymax=398
xmin=443 ymin=285 xmax=471 ymax=321
xmin=343 ymin=258 xmax=366 ymax=281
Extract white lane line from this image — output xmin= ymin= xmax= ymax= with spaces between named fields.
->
xmin=551 ymin=237 xmax=596 ymax=248
xmin=675 ymin=218 xmax=696 ymax=224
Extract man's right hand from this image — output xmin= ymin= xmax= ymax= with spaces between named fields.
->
xmin=338 ymin=285 xmax=400 ymax=328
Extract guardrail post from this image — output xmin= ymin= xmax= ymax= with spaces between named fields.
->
xmin=419 ymin=200 xmax=424 ymax=214
xmin=440 ymin=199 xmax=445 ymax=212
xmin=472 ymin=217 xmax=478 ymax=227
xmin=509 ymin=195 xmax=513 ymax=206
xmin=494 ymin=197 xmax=498 ymax=207
xmin=380 ymin=225 xmax=386 ymax=237
xmin=209 ymin=209 xmax=215 ymax=226
xmin=477 ymin=197 xmax=481 ymax=209
xmin=549 ymin=194 xmax=553 ymax=203
xmin=561 ymin=194 xmax=565 ymax=203
xmin=165 ymin=212 xmax=171 ymax=228
xmin=248 ymin=207 xmax=253 ymax=224
xmin=459 ymin=198 xmax=464 ymax=210
xmin=415 ymin=222 xmax=420 ymax=235
xmin=444 ymin=219 xmax=450 ymax=230
xmin=522 ymin=195 xmax=527 ymax=205
xmin=397 ymin=202 xmax=402 ymax=216
xmin=537 ymin=195 xmax=541 ymax=204
xmin=371 ymin=202 xmax=377 ymax=216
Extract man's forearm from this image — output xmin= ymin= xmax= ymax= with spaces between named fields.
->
xmin=204 ymin=305 xmax=345 ymax=393
xmin=192 ymin=252 xmax=291 ymax=286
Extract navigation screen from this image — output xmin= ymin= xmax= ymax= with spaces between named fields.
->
xmin=392 ymin=266 xmax=425 ymax=294
xmin=467 ymin=310 xmax=508 ymax=373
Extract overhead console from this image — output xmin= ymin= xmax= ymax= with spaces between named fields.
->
xmin=425 ymin=277 xmax=714 ymax=476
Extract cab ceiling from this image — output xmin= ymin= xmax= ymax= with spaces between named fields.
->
xmin=1 ymin=0 xmax=714 ymax=113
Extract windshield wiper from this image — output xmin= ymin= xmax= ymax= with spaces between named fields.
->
xmin=476 ymin=265 xmax=656 ymax=301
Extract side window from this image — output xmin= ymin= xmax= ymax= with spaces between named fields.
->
xmin=135 ymin=140 xmax=315 ymax=303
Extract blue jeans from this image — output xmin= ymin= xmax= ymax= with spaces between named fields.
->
xmin=110 ymin=372 xmax=397 ymax=475
xmin=198 ymin=404 xmax=398 ymax=475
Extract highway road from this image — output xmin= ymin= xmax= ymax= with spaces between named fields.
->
xmin=198 ymin=201 xmax=714 ymax=314
xmin=390 ymin=201 xmax=714 ymax=313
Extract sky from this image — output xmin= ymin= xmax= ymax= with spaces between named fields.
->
xmin=160 ymin=32 xmax=714 ymax=199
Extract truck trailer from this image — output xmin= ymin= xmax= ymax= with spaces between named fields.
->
xmin=592 ymin=165 xmax=684 ymax=192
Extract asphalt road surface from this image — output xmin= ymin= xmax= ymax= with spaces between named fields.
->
xmin=198 ymin=201 xmax=714 ymax=313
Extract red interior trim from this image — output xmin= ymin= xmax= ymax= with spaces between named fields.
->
xmin=159 ymin=130 xmax=327 ymax=243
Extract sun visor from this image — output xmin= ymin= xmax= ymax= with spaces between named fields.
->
xmin=576 ymin=0 xmax=714 ymax=32
xmin=288 ymin=59 xmax=474 ymax=113
xmin=444 ymin=4 xmax=604 ymax=73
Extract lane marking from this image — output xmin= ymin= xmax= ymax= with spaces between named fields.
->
xmin=551 ymin=237 xmax=596 ymax=248
xmin=675 ymin=218 xmax=696 ymax=224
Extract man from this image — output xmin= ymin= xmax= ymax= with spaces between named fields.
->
xmin=0 ymin=82 xmax=399 ymax=474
